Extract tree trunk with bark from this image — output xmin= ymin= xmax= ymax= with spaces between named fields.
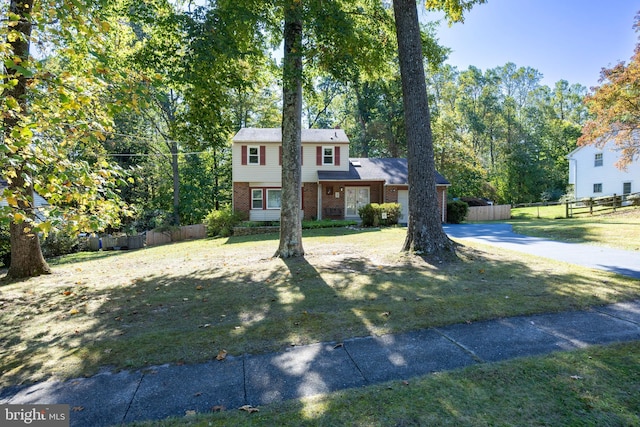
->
xmin=393 ymin=0 xmax=456 ymax=259
xmin=276 ymin=0 xmax=304 ymax=258
xmin=4 ymin=0 xmax=51 ymax=279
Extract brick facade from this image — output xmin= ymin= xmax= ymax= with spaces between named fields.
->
xmin=233 ymin=182 xmax=251 ymax=216
xmin=303 ymin=183 xmax=318 ymax=220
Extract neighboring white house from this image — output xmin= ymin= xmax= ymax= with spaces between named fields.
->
xmin=567 ymin=140 xmax=639 ymax=200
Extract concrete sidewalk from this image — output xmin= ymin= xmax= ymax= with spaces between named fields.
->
xmin=443 ymin=223 xmax=640 ymax=279
xmin=2 ymin=300 xmax=640 ymax=426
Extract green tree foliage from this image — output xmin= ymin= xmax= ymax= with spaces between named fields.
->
xmin=1 ymin=0 xmax=132 ymax=279
xmin=578 ymin=11 xmax=640 ymax=168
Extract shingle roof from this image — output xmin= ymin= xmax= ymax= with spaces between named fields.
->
xmin=317 ymin=158 xmax=450 ymax=186
xmin=233 ymin=128 xmax=349 ymax=144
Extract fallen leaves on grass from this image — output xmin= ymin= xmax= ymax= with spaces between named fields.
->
xmin=212 ymin=405 xmax=226 ymax=412
xmin=239 ymin=405 xmax=259 ymax=413
xmin=216 ymin=349 xmax=228 ymax=361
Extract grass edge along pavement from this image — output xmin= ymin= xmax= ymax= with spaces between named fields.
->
xmin=1 ymin=225 xmax=640 ymax=389
xmin=128 ymin=341 xmax=640 ymax=427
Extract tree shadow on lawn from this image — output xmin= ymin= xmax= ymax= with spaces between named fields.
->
xmin=1 ymin=244 xmax=638 ymax=389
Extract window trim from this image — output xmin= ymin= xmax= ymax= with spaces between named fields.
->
xmin=266 ymin=189 xmax=282 ymax=209
xmin=623 ymin=182 xmax=632 ymax=195
xmin=251 ymin=189 xmax=263 ymax=209
xmin=594 ymin=153 xmax=603 ymax=167
xmin=593 ymin=183 xmax=603 ymax=193
xmin=248 ymin=145 xmax=260 ymax=165
xmin=322 ymin=146 xmax=334 ymax=165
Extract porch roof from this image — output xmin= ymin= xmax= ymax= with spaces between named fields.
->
xmin=317 ymin=158 xmax=450 ymax=186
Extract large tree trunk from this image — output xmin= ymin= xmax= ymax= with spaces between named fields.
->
xmin=393 ymin=0 xmax=456 ymax=259
xmin=276 ymin=0 xmax=304 ymax=258
xmin=4 ymin=0 xmax=51 ymax=279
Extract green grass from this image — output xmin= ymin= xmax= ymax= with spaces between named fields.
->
xmin=3 ymin=221 xmax=640 ymax=426
xmin=1 ymin=227 xmax=639 ymax=389
xmin=508 ymin=206 xmax=640 ymax=251
xmin=134 ymin=342 xmax=640 ymax=426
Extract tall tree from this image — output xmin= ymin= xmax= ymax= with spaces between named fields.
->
xmin=2 ymin=0 xmax=130 ymax=279
xmin=2 ymin=0 xmax=50 ymax=278
xmin=276 ymin=0 xmax=304 ymax=258
xmin=578 ymin=11 xmax=640 ymax=168
xmin=393 ymin=0 xmax=456 ymax=257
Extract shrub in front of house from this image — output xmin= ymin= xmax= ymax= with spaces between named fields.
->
xmin=41 ymin=227 xmax=80 ymax=258
xmin=204 ymin=207 xmax=244 ymax=237
xmin=447 ymin=200 xmax=469 ymax=224
xmin=628 ymin=194 xmax=640 ymax=206
xmin=358 ymin=203 xmax=401 ymax=227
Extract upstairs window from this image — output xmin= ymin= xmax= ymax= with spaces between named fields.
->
xmin=623 ymin=182 xmax=632 ymax=194
xmin=323 ymin=146 xmax=334 ymax=165
xmin=248 ymin=146 xmax=260 ymax=165
xmin=593 ymin=183 xmax=603 ymax=193
xmin=594 ymin=153 xmax=603 ymax=167
xmin=241 ymin=145 xmax=266 ymax=165
xmin=316 ymin=146 xmax=340 ymax=166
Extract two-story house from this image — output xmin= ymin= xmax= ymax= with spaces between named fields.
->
xmin=232 ymin=128 xmax=450 ymax=223
xmin=567 ymin=140 xmax=639 ymax=200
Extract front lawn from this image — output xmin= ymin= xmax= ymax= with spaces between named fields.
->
xmin=508 ymin=206 xmax=640 ymax=251
xmin=1 ymin=227 xmax=639 ymax=388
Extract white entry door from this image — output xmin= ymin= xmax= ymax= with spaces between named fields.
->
xmin=345 ymin=187 xmax=370 ymax=218
xmin=398 ymin=190 xmax=409 ymax=225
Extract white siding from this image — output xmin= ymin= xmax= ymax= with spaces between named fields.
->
xmin=568 ymin=141 xmax=640 ymax=199
xmin=232 ymin=141 xmax=350 ymax=184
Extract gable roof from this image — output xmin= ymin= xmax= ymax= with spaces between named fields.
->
xmin=233 ymin=127 xmax=349 ymax=144
xmin=317 ymin=158 xmax=450 ymax=186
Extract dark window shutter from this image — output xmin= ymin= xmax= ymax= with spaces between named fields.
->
xmin=335 ymin=146 xmax=341 ymax=166
xmin=260 ymin=146 xmax=266 ymax=165
xmin=316 ymin=146 xmax=322 ymax=165
xmin=279 ymin=146 xmax=282 ymax=165
xmin=241 ymin=146 xmax=247 ymax=165
xmin=300 ymin=146 xmax=304 ymax=165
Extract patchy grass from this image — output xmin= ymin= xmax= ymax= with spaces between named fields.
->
xmin=1 ymin=227 xmax=639 ymax=388
xmin=134 ymin=342 xmax=640 ymax=426
xmin=508 ymin=206 xmax=640 ymax=251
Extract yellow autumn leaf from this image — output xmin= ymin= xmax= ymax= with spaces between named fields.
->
xmin=69 ymin=308 xmax=80 ymax=315
xmin=6 ymin=196 xmax=18 ymax=207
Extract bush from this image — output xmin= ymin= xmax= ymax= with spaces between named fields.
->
xmin=358 ymin=203 xmax=401 ymax=227
xmin=0 ymin=222 xmax=10 ymax=267
xmin=204 ymin=207 xmax=244 ymax=237
xmin=447 ymin=200 xmax=469 ymax=224
xmin=41 ymin=227 xmax=79 ymax=258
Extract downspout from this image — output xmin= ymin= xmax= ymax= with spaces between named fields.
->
xmin=317 ymin=182 xmax=322 ymax=220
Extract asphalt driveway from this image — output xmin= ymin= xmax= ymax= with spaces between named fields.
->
xmin=443 ymin=223 xmax=640 ymax=280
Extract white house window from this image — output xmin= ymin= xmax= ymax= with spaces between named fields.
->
xmin=594 ymin=153 xmax=603 ymax=167
xmin=593 ymin=183 xmax=603 ymax=193
xmin=248 ymin=146 xmax=260 ymax=165
xmin=322 ymin=146 xmax=334 ymax=165
xmin=623 ymin=182 xmax=632 ymax=194
xmin=251 ymin=189 xmax=263 ymax=209
xmin=266 ymin=189 xmax=282 ymax=209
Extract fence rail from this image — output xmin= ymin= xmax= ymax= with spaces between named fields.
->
xmin=566 ymin=192 xmax=639 ymax=217
xmin=145 ymin=224 xmax=207 ymax=247
xmin=466 ymin=204 xmax=512 ymax=221
xmin=87 ymin=224 xmax=207 ymax=251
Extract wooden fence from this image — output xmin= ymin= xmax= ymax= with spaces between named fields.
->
xmin=87 ymin=224 xmax=207 ymax=251
xmin=466 ymin=204 xmax=512 ymax=221
xmin=145 ymin=224 xmax=207 ymax=247
xmin=566 ymin=192 xmax=639 ymax=218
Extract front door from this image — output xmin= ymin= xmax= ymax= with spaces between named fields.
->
xmin=345 ymin=187 xmax=370 ymax=218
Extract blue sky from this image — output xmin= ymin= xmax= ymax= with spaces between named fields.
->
xmin=423 ymin=0 xmax=638 ymax=90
